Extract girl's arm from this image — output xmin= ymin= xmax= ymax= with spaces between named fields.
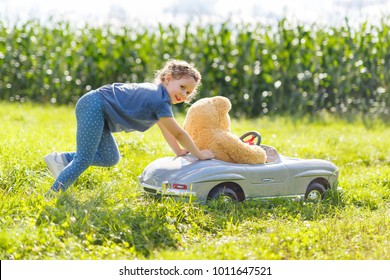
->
xmin=157 ymin=117 xmax=214 ymax=160
xmin=157 ymin=121 xmax=188 ymax=156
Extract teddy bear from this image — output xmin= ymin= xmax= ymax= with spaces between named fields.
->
xmin=183 ymin=96 xmax=267 ymax=164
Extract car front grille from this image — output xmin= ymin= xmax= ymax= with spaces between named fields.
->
xmin=144 ymin=187 xmax=157 ymax=194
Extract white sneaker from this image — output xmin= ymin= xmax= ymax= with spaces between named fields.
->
xmin=44 ymin=152 xmax=67 ymax=179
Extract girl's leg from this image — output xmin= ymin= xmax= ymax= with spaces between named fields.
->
xmin=93 ymin=124 xmax=120 ymax=166
xmin=50 ymin=91 xmax=118 ymax=192
xmin=63 ymin=125 xmax=120 ymax=167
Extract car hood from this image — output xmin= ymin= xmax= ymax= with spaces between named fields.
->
xmin=139 ymin=155 xmax=243 ymax=187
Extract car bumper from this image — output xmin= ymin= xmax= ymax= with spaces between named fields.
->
xmin=140 ymin=181 xmax=197 ymax=198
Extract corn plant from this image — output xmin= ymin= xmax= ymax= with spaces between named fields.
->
xmin=0 ymin=18 xmax=389 ymax=119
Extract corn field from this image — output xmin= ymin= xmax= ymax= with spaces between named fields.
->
xmin=0 ymin=18 xmax=389 ymax=118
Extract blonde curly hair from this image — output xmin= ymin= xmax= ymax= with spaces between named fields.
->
xmin=154 ymin=60 xmax=201 ymax=102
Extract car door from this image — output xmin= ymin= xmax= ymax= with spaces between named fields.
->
xmin=244 ymin=162 xmax=290 ymax=198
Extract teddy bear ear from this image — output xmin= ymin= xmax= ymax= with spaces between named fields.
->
xmin=212 ymin=96 xmax=232 ymax=113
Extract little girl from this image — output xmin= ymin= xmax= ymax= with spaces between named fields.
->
xmin=44 ymin=60 xmax=214 ymax=195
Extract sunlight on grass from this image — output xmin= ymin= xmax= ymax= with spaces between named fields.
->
xmin=0 ymin=102 xmax=389 ymax=260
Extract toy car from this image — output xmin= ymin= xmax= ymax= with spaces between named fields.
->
xmin=138 ymin=131 xmax=339 ymax=203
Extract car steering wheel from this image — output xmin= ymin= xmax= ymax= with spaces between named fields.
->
xmin=239 ymin=131 xmax=262 ymax=146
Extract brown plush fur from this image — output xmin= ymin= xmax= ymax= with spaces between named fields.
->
xmin=183 ymin=96 xmax=267 ymax=164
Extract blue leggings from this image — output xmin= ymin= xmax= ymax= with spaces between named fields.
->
xmin=51 ymin=90 xmax=120 ymax=192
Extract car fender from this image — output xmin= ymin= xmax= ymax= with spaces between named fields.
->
xmin=192 ymin=173 xmax=246 ymax=183
xmin=293 ymin=170 xmax=335 ymax=178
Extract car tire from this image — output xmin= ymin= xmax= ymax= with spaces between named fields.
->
xmin=208 ymin=186 xmax=239 ymax=202
xmin=305 ymin=182 xmax=326 ymax=202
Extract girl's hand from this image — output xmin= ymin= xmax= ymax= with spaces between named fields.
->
xmin=198 ymin=149 xmax=214 ymax=160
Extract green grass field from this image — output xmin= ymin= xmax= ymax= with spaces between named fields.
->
xmin=0 ymin=102 xmax=389 ymax=260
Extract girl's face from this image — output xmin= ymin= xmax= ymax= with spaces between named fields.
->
xmin=164 ymin=74 xmax=198 ymax=104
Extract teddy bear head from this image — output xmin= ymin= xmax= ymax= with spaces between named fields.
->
xmin=183 ymin=96 xmax=232 ymax=132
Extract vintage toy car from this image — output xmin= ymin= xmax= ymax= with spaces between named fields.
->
xmin=138 ymin=132 xmax=339 ymax=203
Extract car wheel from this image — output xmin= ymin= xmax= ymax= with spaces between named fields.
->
xmin=208 ymin=186 xmax=239 ymax=202
xmin=305 ymin=182 xmax=326 ymax=202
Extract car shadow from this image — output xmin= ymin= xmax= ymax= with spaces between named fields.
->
xmin=204 ymin=186 xmax=345 ymax=223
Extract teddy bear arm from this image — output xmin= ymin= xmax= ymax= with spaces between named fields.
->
xmin=217 ymin=135 xmax=267 ymax=164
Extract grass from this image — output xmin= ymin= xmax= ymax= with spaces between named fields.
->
xmin=0 ymin=101 xmax=389 ymax=260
